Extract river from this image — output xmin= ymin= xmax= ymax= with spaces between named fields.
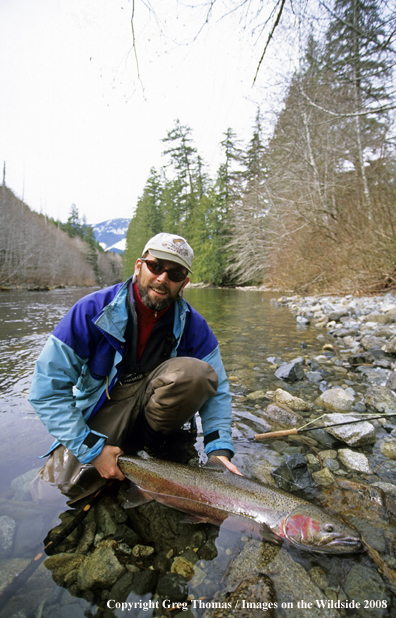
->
xmin=0 ymin=287 xmax=394 ymax=617
xmin=0 ymin=287 xmax=323 ymax=493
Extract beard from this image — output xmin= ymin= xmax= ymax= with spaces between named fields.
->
xmin=137 ymin=271 xmax=181 ymax=311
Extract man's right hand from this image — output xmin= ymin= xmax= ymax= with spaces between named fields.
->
xmin=91 ymin=444 xmax=125 ymax=480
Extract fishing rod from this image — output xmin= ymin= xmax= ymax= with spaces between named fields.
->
xmin=254 ymin=413 xmax=396 ymax=440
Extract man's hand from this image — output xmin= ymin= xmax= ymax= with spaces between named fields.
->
xmin=91 ymin=445 xmax=125 ymax=480
xmin=216 ymin=455 xmax=243 ymax=476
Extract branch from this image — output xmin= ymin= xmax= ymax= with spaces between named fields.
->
xmin=299 ymin=88 xmax=396 ymax=117
xmin=253 ymin=0 xmax=287 ymax=86
xmin=130 ymin=0 xmax=145 ymax=94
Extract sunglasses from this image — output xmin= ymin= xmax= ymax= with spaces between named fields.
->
xmin=141 ymin=258 xmax=187 ymax=283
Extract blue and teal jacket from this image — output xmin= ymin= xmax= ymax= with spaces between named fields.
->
xmin=28 ymin=278 xmax=234 ymax=464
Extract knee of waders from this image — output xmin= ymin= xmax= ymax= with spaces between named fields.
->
xmin=143 ymin=358 xmax=218 ymax=435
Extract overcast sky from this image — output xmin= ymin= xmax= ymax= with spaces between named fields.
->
xmin=0 ymin=0 xmax=296 ymax=225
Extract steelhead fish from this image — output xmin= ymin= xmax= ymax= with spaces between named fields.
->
xmin=118 ymin=455 xmax=362 ymax=554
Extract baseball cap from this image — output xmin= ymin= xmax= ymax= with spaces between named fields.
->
xmin=143 ymin=233 xmax=194 ymax=273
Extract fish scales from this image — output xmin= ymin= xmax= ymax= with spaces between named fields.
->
xmin=118 ymin=455 xmax=362 ymax=554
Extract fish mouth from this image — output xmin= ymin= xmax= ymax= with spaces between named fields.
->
xmin=316 ymin=536 xmax=363 ymax=553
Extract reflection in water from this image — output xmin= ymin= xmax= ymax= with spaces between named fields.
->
xmin=0 ymin=288 xmax=394 ymax=617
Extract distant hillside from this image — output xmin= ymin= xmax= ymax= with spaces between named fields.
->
xmin=0 ymin=187 xmax=123 ymax=288
xmin=92 ymin=218 xmax=130 ymax=254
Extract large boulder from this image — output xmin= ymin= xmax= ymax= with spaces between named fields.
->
xmin=275 ymin=358 xmax=305 ymax=382
xmin=316 ymin=387 xmax=355 ymax=412
xmin=363 ymin=385 xmax=396 ymax=414
xmin=261 ymin=403 xmax=305 ymax=430
xmin=321 ymin=413 xmax=376 ymax=447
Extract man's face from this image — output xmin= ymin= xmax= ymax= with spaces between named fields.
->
xmin=134 ymin=253 xmax=190 ymax=311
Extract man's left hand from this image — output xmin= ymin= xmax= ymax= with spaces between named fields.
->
xmin=216 ymin=455 xmax=243 ymax=476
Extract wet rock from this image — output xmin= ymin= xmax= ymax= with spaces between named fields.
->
xmin=363 ymin=313 xmax=393 ymax=325
xmin=306 ymin=453 xmax=319 ymax=465
xmin=272 ymin=453 xmax=312 ymax=491
xmin=205 ymin=573 xmax=277 ymax=618
xmin=13 ymin=513 xmax=47 ymax=556
xmin=348 ymin=518 xmax=387 ymax=553
xmin=171 ymin=555 xmax=195 ymax=581
xmin=363 ymin=385 xmax=396 ymax=414
xmin=322 ymin=457 xmax=339 ymax=472
xmin=321 ymin=413 xmax=376 ymax=447
xmin=309 ymin=429 xmax=339 ymax=448
xmin=344 ymin=564 xmax=389 ymax=618
xmin=383 ymin=336 xmax=396 ymax=354
xmin=312 ymin=468 xmax=335 ymax=486
xmin=109 ymin=571 xmax=135 ymax=601
xmin=0 ymin=558 xmax=27 ymax=594
xmin=77 ymin=543 xmax=125 ymax=590
xmin=252 ymin=453 xmax=284 ymax=486
xmin=124 ymin=500 xmax=207 ymax=553
xmin=306 ymin=371 xmax=323 ymax=383
xmin=132 ymin=544 xmax=155 ymax=559
xmin=371 ymin=481 xmax=396 ymax=496
xmin=247 ymin=390 xmax=267 ymax=400
xmin=273 ymin=388 xmax=313 ymax=411
xmin=267 ymin=356 xmax=282 ymax=365
xmin=43 ymin=603 xmax=87 ymax=618
xmin=0 ymin=515 xmax=16 ymax=559
xmin=131 ymin=568 xmax=158 ymax=595
xmin=95 ymin=500 xmax=118 ymax=537
xmin=261 ymin=403 xmax=305 ymax=430
xmin=309 ymin=358 xmax=322 ymax=371
xmin=10 ymin=468 xmax=42 ymax=500
xmin=379 ymin=439 xmax=396 ymax=460
xmin=356 ymin=366 xmax=389 ymax=385
xmin=156 ymin=573 xmax=189 ymax=602
xmin=338 ymin=449 xmax=372 ymax=474
xmin=275 ymin=359 xmax=305 ymax=382
xmin=180 ymin=548 xmax=199 ymax=564
xmin=316 ymin=387 xmax=355 ymax=412
xmin=267 ymin=547 xmax=339 ymax=617
xmin=197 ymin=538 xmax=218 ymax=561
xmin=385 ymin=371 xmax=396 ymax=391
xmin=361 ymin=335 xmax=387 ymax=350
xmin=319 ymin=449 xmax=338 ymax=460
xmin=348 ymin=349 xmax=388 ymax=367
xmin=44 ymin=553 xmax=86 ymax=586
xmin=113 ymin=522 xmax=141 ymax=546
xmin=328 ymin=309 xmax=350 ymax=321
xmin=75 ymin=521 xmax=96 ymax=554
xmin=309 ymin=566 xmax=329 ymax=591
xmin=152 ymin=551 xmax=172 ymax=575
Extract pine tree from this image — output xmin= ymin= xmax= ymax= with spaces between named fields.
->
xmin=227 ymin=110 xmax=270 ymax=283
xmin=322 ymin=0 xmax=395 ymax=208
xmin=161 ymin=120 xmax=199 ymax=238
xmin=123 ymin=168 xmax=163 ymax=277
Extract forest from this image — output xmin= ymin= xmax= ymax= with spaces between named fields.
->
xmin=123 ymin=0 xmax=396 ymax=294
xmin=0 ymin=187 xmax=122 ymax=289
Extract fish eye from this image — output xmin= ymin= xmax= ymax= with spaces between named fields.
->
xmin=325 ymin=524 xmax=334 ymax=532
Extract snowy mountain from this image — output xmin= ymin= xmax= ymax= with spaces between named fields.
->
xmin=92 ymin=218 xmax=130 ymax=254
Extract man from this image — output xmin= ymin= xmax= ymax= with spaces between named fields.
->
xmin=29 ymin=233 xmax=240 ymax=500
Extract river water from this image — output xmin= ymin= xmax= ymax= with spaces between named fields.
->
xmin=0 ymin=287 xmax=393 ymax=617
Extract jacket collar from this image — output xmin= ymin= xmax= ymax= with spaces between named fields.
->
xmin=94 ymin=276 xmax=190 ymax=343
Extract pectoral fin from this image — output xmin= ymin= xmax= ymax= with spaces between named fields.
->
xmin=123 ymin=483 xmax=154 ymax=509
xmin=220 ymin=514 xmax=282 ymax=544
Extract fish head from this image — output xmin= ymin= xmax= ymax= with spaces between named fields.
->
xmin=281 ymin=505 xmax=362 ymax=554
